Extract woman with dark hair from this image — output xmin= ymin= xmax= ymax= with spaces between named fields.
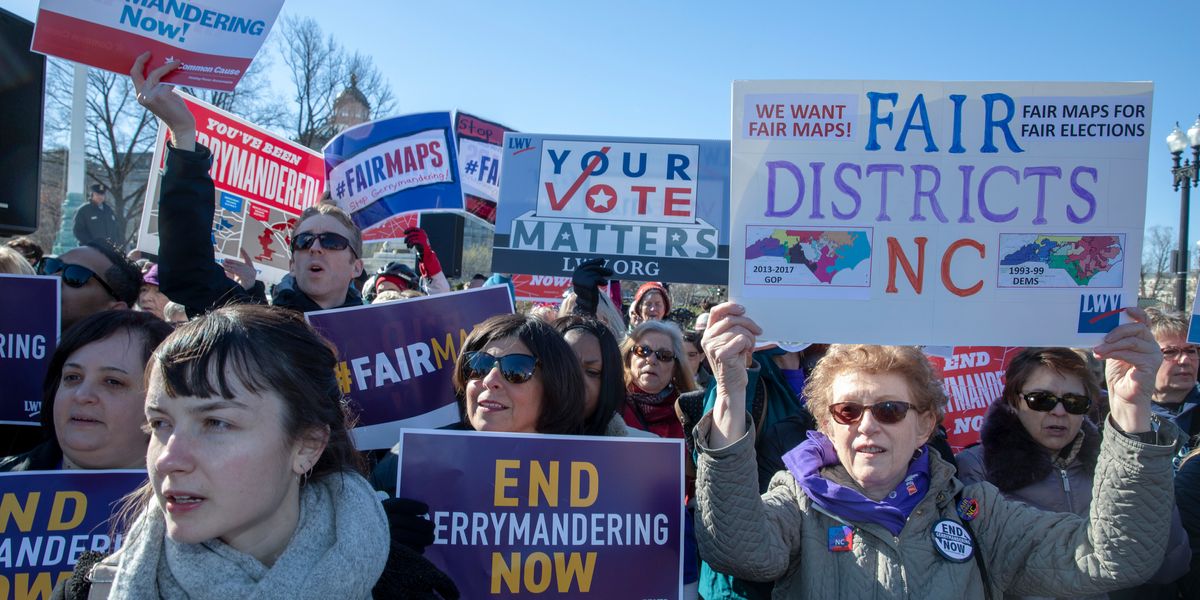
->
xmin=0 ymin=310 xmax=172 ymax=471
xmin=554 ymin=316 xmax=629 ymax=436
xmin=957 ymin=347 xmax=1191 ymax=598
xmin=621 ymin=319 xmax=698 ymax=438
xmin=60 ymin=305 xmax=454 ymax=599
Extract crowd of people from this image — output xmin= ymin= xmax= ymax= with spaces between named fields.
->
xmin=2 ymin=52 xmax=1199 ymax=599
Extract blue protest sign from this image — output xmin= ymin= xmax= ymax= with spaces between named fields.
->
xmin=492 ymin=134 xmax=730 ymax=284
xmin=323 ymin=112 xmax=464 ymax=239
xmin=398 ymin=430 xmax=684 ymax=599
xmin=305 ymin=287 xmax=514 ymax=450
xmin=0 ymin=275 xmax=60 ymax=426
xmin=0 ymin=470 xmax=147 ymax=599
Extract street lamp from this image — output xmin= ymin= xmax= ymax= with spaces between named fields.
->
xmin=1167 ymin=116 xmax=1200 ymax=311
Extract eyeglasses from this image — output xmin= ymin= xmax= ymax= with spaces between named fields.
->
xmin=631 ymin=344 xmax=675 ymax=362
xmin=829 ymin=401 xmax=915 ymax=425
xmin=1021 ymin=391 xmax=1091 ymax=415
xmin=291 ymin=232 xmax=358 ymax=258
xmin=37 ymin=257 xmax=119 ymax=300
xmin=1161 ymin=346 xmax=1200 ymax=361
xmin=461 ymin=351 xmax=539 ymax=384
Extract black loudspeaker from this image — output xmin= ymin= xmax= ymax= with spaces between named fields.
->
xmin=0 ymin=9 xmax=44 ymax=235
xmin=418 ymin=213 xmax=464 ymax=279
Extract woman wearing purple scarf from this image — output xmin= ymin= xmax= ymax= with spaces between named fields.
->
xmin=693 ymin=303 xmax=1180 ymax=599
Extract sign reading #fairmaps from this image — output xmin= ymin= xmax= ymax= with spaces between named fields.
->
xmin=730 ymin=81 xmax=1151 ymax=346
xmin=31 ymin=0 xmax=283 ymax=92
xmin=397 ymin=430 xmax=684 ymax=599
xmin=136 ymin=92 xmax=326 ymax=286
xmin=456 ymin=112 xmax=514 ymax=225
xmin=493 ymin=134 xmax=730 ymax=284
xmin=0 ymin=470 xmax=146 ymax=600
xmin=305 ymin=287 xmax=513 ymax=450
xmin=0 ymin=275 xmax=59 ymax=426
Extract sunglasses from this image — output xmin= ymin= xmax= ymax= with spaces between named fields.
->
xmin=631 ymin=344 xmax=675 ymax=362
xmin=38 ymin=257 xmax=119 ymax=299
xmin=291 ymin=232 xmax=358 ymax=258
xmin=829 ymin=401 xmax=915 ymax=425
xmin=1021 ymin=391 xmax=1091 ymax=415
xmin=461 ymin=351 xmax=539 ymax=384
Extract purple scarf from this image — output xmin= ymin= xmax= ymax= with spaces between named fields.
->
xmin=782 ymin=430 xmax=930 ymax=536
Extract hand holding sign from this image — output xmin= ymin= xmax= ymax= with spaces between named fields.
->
xmin=132 ymin=52 xmax=196 ymax=151
xmin=704 ymin=302 xmax=762 ymax=447
xmin=1093 ymin=307 xmax=1160 ymax=434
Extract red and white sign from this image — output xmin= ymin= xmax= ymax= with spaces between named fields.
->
xmin=925 ymin=346 xmax=1024 ymax=453
xmin=511 ymin=274 xmax=572 ymax=303
xmin=136 ymin=93 xmax=326 ymax=285
xmin=32 ymin=0 xmax=283 ymax=92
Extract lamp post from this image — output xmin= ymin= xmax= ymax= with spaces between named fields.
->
xmin=1167 ymin=117 xmax=1200 ymax=311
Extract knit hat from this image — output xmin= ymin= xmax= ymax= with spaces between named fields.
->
xmin=375 ymin=273 xmax=410 ymax=292
xmin=631 ymin=281 xmax=670 ymax=320
xmin=142 ymin=264 xmax=160 ymax=286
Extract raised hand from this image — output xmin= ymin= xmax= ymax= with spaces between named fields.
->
xmin=570 ymin=258 xmax=612 ymax=316
xmin=130 ymin=51 xmax=195 ymax=150
xmin=222 ymin=248 xmax=258 ymax=290
xmin=1093 ymin=307 xmax=1160 ymax=434
xmin=703 ymin=302 xmax=763 ymax=446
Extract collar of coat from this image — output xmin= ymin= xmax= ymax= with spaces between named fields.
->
xmin=979 ymin=400 xmax=1100 ymax=492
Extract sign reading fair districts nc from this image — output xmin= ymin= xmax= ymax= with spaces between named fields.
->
xmin=731 ymin=81 xmax=1151 ymax=347
xmin=493 ymin=134 xmax=730 ymax=284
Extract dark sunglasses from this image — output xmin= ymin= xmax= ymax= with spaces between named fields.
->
xmin=37 ymin=257 xmax=119 ymax=299
xmin=1021 ymin=391 xmax=1091 ymax=415
xmin=291 ymin=232 xmax=358 ymax=258
xmin=461 ymin=351 xmax=539 ymax=384
xmin=829 ymin=401 xmax=915 ymax=425
xmin=631 ymin=344 xmax=675 ymax=362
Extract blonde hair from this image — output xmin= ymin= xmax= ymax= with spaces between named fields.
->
xmin=1144 ymin=306 xmax=1189 ymax=340
xmin=0 ymin=246 xmax=34 ymax=275
xmin=295 ymin=202 xmax=362 ymax=257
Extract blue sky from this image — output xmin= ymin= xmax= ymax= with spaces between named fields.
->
xmin=6 ymin=0 xmax=1199 ymax=250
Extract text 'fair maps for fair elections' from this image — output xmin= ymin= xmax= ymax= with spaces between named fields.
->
xmin=492 ymin=134 xmax=730 ymax=284
xmin=31 ymin=0 xmax=282 ymax=92
xmin=324 ymin=112 xmax=464 ymax=242
xmin=731 ymin=81 xmax=1152 ymax=347
xmin=136 ymin=93 xmax=326 ymax=286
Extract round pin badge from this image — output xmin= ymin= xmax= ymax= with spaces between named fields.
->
xmin=931 ymin=519 xmax=974 ymax=562
xmin=957 ymin=497 xmax=979 ymax=521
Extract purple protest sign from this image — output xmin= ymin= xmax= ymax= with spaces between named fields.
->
xmin=398 ymin=430 xmax=684 ymax=599
xmin=0 ymin=470 xmax=146 ymax=597
xmin=0 ymin=275 xmax=60 ymax=426
xmin=305 ymin=286 xmax=514 ymax=450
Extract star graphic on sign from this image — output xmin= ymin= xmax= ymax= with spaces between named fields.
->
xmin=586 ymin=189 xmax=615 ymax=211
xmin=165 ymin=56 xmax=176 ymax=64
xmin=671 ymin=232 xmax=682 ymax=241
xmin=561 ymin=231 xmax=573 ymax=241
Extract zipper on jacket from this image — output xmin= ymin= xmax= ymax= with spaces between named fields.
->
xmin=1059 ymin=468 xmax=1070 ymax=492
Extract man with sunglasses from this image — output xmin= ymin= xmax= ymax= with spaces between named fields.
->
xmin=39 ymin=241 xmax=141 ymax=332
xmin=1146 ymin=307 xmax=1200 ymax=464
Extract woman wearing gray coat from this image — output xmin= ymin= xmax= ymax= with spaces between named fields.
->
xmin=695 ymin=304 xmax=1179 ymax=599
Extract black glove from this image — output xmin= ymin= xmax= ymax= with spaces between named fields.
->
xmin=571 ymin=258 xmax=613 ymax=316
xmin=382 ymin=497 xmax=435 ymax=554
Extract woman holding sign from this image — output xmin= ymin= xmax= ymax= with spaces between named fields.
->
xmin=694 ymin=303 xmax=1180 ymax=599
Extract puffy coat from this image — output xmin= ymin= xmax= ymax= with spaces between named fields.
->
xmin=694 ymin=413 xmax=1179 ymax=599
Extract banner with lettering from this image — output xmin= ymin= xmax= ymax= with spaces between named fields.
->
xmin=397 ymin=430 xmax=683 ymax=599
xmin=493 ymin=134 xmax=730 ymax=284
xmin=455 ymin=112 xmax=514 ymax=225
xmin=32 ymin=0 xmax=282 ymax=92
xmin=324 ymin=112 xmax=464 ymax=240
xmin=0 ymin=470 xmax=146 ymax=600
xmin=136 ymin=92 xmax=326 ymax=285
xmin=924 ymin=346 xmax=1024 ymax=452
xmin=0 ymin=275 xmax=59 ymax=426
xmin=731 ymin=81 xmax=1151 ymax=346
xmin=305 ymin=287 xmax=513 ymax=450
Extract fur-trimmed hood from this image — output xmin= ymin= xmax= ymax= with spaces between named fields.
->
xmin=980 ymin=400 xmax=1101 ymax=492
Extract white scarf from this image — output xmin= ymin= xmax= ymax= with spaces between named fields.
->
xmin=109 ymin=472 xmax=389 ymax=600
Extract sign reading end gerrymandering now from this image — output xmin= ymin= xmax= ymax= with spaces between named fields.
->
xmin=492 ymin=134 xmax=730 ymax=284
xmin=731 ymin=81 xmax=1152 ymax=347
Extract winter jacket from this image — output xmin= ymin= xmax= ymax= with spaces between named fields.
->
xmin=156 ymin=144 xmax=362 ymax=317
xmin=693 ymin=412 xmax=1180 ymax=599
xmin=1151 ymin=384 xmax=1200 ymax=469
xmin=957 ymin=402 xmax=1191 ymax=598
xmin=1175 ymin=454 xmax=1200 ymax=599
xmin=72 ymin=201 xmax=122 ymax=247
xmin=0 ymin=439 xmax=62 ymax=472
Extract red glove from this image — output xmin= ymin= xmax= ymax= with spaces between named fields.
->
xmin=404 ymin=227 xmax=442 ymax=278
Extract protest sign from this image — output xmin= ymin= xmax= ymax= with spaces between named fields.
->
xmin=510 ymin=274 xmax=613 ymax=304
xmin=731 ymin=81 xmax=1152 ymax=346
xmin=305 ymin=287 xmax=513 ymax=450
xmin=31 ymin=0 xmax=282 ymax=92
xmin=398 ymin=430 xmax=683 ymax=599
xmin=324 ymin=112 xmax=464 ymax=240
xmin=0 ymin=275 xmax=59 ymax=426
xmin=925 ymin=346 xmax=1024 ymax=452
xmin=0 ymin=470 xmax=146 ymax=600
xmin=1188 ymin=294 xmax=1200 ymax=345
xmin=493 ymin=134 xmax=730 ymax=284
xmin=136 ymin=92 xmax=325 ymax=286
xmin=456 ymin=112 xmax=514 ymax=225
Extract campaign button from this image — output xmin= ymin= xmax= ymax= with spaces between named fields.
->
xmin=930 ymin=519 xmax=973 ymax=563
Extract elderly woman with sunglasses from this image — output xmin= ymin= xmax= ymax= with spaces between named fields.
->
xmin=694 ymin=303 xmax=1182 ymax=599
xmin=956 ymin=347 xmax=1191 ymax=598
xmin=621 ymin=320 xmax=699 ymax=438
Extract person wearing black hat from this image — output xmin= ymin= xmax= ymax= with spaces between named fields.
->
xmin=72 ymin=183 xmax=123 ymax=247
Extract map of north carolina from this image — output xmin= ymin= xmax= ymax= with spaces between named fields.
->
xmin=999 ymin=235 xmax=1122 ymax=285
xmin=746 ymin=229 xmax=871 ymax=284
